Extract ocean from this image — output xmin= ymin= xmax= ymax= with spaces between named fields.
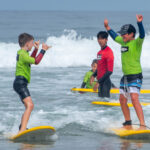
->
xmin=0 ymin=11 xmax=150 ymax=150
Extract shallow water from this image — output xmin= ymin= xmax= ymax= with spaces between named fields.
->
xmin=0 ymin=67 xmax=150 ymax=150
xmin=0 ymin=11 xmax=150 ymax=150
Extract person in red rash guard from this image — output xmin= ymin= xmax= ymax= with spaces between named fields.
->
xmin=91 ymin=31 xmax=114 ymax=98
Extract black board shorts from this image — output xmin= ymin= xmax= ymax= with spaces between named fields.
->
xmin=13 ymin=76 xmax=30 ymax=103
xmin=98 ymin=78 xmax=111 ymax=98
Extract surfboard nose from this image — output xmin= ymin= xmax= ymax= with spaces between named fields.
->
xmin=10 ymin=126 xmax=56 ymax=142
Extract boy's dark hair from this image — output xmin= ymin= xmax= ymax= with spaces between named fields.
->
xmin=92 ymin=59 xmax=97 ymax=65
xmin=18 ymin=33 xmax=34 ymax=47
xmin=97 ymin=31 xmax=108 ymax=39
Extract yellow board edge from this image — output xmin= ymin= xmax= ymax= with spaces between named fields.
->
xmin=71 ymin=88 xmax=150 ymax=94
xmin=91 ymin=101 xmax=150 ymax=107
xmin=10 ymin=126 xmax=55 ymax=140
xmin=112 ymin=128 xmax=150 ymax=137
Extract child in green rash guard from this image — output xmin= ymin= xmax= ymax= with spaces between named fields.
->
xmin=13 ymin=33 xmax=51 ymax=134
xmin=104 ymin=15 xmax=146 ymax=129
xmin=81 ymin=59 xmax=97 ymax=89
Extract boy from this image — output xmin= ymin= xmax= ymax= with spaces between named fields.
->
xmin=13 ymin=33 xmax=51 ymax=134
xmin=91 ymin=31 xmax=114 ymax=98
xmin=104 ymin=15 xmax=145 ymax=129
xmin=81 ymin=59 xmax=97 ymax=89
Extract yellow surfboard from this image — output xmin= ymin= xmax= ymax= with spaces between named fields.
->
xmin=71 ymin=88 xmax=150 ymax=94
xmin=111 ymin=126 xmax=150 ymax=139
xmin=92 ymin=101 xmax=150 ymax=107
xmin=10 ymin=126 xmax=56 ymax=142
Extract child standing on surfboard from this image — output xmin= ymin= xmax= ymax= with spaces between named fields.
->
xmin=104 ymin=15 xmax=146 ymax=129
xmin=13 ymin=33 xmax=51 ymax=134
xmin=90 ymin=31 xmax=114 ymax=98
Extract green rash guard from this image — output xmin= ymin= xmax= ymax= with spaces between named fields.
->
xmin=115 ymin=36 xmax=144 ymax=75
xmin=15 ymin=49 xmax=35 ymax=83
xmin=83 ymin=70 xmax=97 ymax=88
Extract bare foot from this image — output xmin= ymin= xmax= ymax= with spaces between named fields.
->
xmin=18 ymin=129 xmax=26 ymax=134
xmin=121 ymin=125 xmax=133 ymax=130
xmin=137 ymin=126 xmax=147 ymax=130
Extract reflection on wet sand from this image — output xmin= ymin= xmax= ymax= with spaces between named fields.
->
xmin=97 ymin=136 xmax=150 ymax=150
xmin=18 ymin=141 xmax=55 ymax=150
xmin=120 ymin=139 xmax=143 ymax=150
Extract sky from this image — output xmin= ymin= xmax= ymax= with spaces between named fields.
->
xmin=0 ymin=0 xmax=149 ymax=11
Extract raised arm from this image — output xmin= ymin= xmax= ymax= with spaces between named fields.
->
xmin=136 ymin=15 xmax=145 ymax=39
xmin=31 ymin=48 xmax=38 ymax=58
xmin=34 ymin=49 xmax=46 ymax=64
xmin=22 ymin=43 xmax=51 ymax=65
xmin=104 ymin=19 xmax=118 ymax=40
xmin=104 ymin=19 xmax=124 ymax=45
xmin=34 ymin=43 xmax=51 ymax=65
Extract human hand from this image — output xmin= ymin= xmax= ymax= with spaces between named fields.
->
xmin=104 ymin=19 xmax=109 ymax=27
xmin=34 ymin=40 xmax=40 ymax=49
xmin=136 ymin=14 xmax=143 ymax=22
xmin=93 ymin=82 xmax=99 ymax=91
xmin=90 ymin=76 xmax=95 ymax=85
xmin=42 ymin=43 xmax=52 ymax=51
xmin=104 ymin=19 xmax=111 ymax=30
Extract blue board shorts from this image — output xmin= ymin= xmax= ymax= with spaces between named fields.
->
xmin=119 ymin=73 xmax=143 ymax=94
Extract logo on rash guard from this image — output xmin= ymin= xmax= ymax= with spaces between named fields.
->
xmin=121 ymin=46 xmax=129 ymax=53
xmin=97 ymin=54 xmax=102 ymax=60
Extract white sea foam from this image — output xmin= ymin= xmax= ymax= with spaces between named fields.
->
xmin=0 ymin=30 xmax=149 ymax=68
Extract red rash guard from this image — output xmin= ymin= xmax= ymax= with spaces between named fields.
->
xmin=97 ymin=46 xmax=114 ymax=80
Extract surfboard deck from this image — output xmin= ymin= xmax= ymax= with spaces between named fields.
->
xmin=92 ymin=101 xmax=150 ymax=107
xmin=71 ymin=87 xmax=116 ymax=93
xmin=111 ymin=126 xmax=150 ymax=139
xmin=71 ymin=88 xmax=150 ymax=94
xmin=10 ymin=126 xmax=56 ymax=142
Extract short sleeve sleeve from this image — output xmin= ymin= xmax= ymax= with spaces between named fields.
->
xmin=20 ymin=52 xmax=35 ymax=64
xmin=115 ymin=36 xmax=124 ymax=45
xmin=135 ymin=37 xmax=144 ymax=47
